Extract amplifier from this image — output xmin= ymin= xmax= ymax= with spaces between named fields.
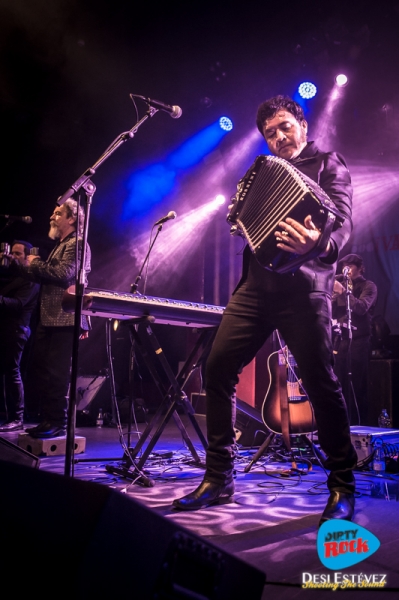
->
xmin=350 ymin=426 xmax=399 ymax=462
xmin=368 ymin=359 xmax=399 ymax=427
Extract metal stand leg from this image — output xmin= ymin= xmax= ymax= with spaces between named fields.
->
xmin=244 ymin=431 xmax=325 ymax=473
xmin=106 ymin=320 xmax=217 ymax=483
xmin=244 ymin=431 xmax=276 ymax=473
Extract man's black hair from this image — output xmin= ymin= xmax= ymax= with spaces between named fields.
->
xmin=339 ymin=253 xmax=365 ymax=275
xmin=256 ymin=95 xmax=306 ymax=134
xmin=12 ymin=240 xmax=33 ymax=258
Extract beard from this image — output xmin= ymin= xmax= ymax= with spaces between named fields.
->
xmin=48 ymin=223 xmax=61 ymax=240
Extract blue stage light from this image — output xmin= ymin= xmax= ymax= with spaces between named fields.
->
xmin=219 ymin=116 xmax=233 ymax=131
xmin=121 ymin=121 xmax=229 ymax=219
xmin=298 ymin=82 xmax=317 ymax=99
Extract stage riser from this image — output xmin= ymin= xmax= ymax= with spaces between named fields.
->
xmin=17 ymin=432 xmax=86 ymax=456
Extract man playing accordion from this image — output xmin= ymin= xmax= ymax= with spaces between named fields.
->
xmin=173 ymin=95 xmax=357 ymax=527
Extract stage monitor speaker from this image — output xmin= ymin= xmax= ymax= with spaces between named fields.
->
xmin=0 ymin=461 xmax=265 ymax=599
xmin=0 ymin=435 xmax=40 ymax=468
xmin=235 ymin=398 xmax=269 ymax=447
xmin=368 ymin=359 xmax=399 ymax=427
xmin=76 ymin=374 xmax=107 ymax=411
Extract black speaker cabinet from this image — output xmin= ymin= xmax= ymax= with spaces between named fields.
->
xmin=0 ymin=436 xmax=40 ymax=468
xmin=0 ymin=461 xmax=265 ymax=599
xmin=368 ymin=359 xmax=399 ymax=427
xmin=235 ymin=398 xmax=268 ymax=447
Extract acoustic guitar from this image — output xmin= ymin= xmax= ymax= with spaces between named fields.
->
xmin=261 ymin=346 xmax=317 ymax=435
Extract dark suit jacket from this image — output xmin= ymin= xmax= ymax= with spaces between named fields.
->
xmin=238 ymin=141 xmax=353 ymax=296
xmin=332 ymin=275 xmax=378 ymax=339
xmin=0 ymin=275 xmax=39 ymax=331
xmin=12 ymin=232 xmax=91 ymax=329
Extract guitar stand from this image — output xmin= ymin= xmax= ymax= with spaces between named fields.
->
xmin=244 ymin=431 xmax=325 ymax=473
xmin=106 ymin=317 xmax=216 ymax=485
xmin=244 ymin=333 xmax=326 ymax=475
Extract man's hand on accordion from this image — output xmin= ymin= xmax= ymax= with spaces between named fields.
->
xmin=275 ymin=214 xmax=330 ymax=256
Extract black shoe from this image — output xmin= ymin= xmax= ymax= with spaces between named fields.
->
xmin=25 ymin=421 xmax=52 ymax=435
xmin=173 ymin=479 xmax=235 ymax=511
xmin=0 ymin=420 xmax=24 ymax=432
xmin=319 ymin=491 xmax=355 ymax=527
xmin=27 ymin=421 xmax=66 ymax=439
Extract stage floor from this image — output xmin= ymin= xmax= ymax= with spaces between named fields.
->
xmin=2 ymin=415 xmax=399 ymax=598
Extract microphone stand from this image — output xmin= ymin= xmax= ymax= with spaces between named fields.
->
xmin=0 ymin=218 xmax=14 ymax=237
xmin=60 ymin=106 xmax=159 ymax=478
xmin=343 ymin=271 xmax=352 ymax=343
xmin=130 ymin=224 xmax=164 ymax=294
xmin=342 ymin=271 xmax=358 ymax=424
xmin=64 ymin=183 xmax=93 ymax=478
xmin=126 ymin=222 xmax=164 ymax=450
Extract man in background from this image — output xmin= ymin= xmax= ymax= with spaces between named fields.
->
xmin=0 ymin=240 xmax=39 ymax=432
xmin=332 ymin=253 xmax=378 ymax=425
xmin=10 ymin=200 xmax=91 ymax=438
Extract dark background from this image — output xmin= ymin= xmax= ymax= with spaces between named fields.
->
xmin=2 ymin=1 xmax=398 ymax=251
xmin=1 ymin=0 xmax=399 ymax=413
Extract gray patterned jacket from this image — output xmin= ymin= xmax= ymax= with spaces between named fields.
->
xmin=13 ymin=232 xmax=91 ymax=329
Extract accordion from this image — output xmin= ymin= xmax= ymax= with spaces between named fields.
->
xmin=227 ymin=155 xmax=343 ymax=274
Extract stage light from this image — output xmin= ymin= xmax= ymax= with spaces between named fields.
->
xmin=298 ymin=82 xmax=317 ymax=99
xmin=101 ymin=129 xmax=261 ymax=294
xmin=122 ymin=122 xmax=229 ymax=219
xmin=219 ymin=116 xmax=233 ymax=131
xmin=202 ymin=194 xmax=228 ymax=215
xmin=335 ymin=74 xmax=348 ymax=87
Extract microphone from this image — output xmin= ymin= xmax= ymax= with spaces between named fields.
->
xmin=130 ymin=94 xmax=182 ymax=119
xmin=154 ymin=211 xmax=177 ymax=226
xmin=0 ymin=214 xmax=32 ymax=223
xmin=342 ymin=266 xmax=350 ymax=277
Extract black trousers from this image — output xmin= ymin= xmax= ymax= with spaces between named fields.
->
xmin=204 ymin=281 xmax=357 ymax=493
xmin=0 ymin=325 xmax=30 ymax=421
xmin=31 ymin=323 xmax=74 ymax=426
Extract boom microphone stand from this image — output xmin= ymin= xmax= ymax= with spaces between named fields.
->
xmin=130 ymin=223 xmax=165 ymax=294
xmin=58 ymin=103 xmax=166 ymax=477
xmin=341 ymin=268 xmax=360 ymax=425
xmin=125 ymin=219 xmax=171 ymax=450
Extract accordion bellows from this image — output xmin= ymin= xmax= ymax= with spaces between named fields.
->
xmin=227 ymin=155 xmax=342 ymax=273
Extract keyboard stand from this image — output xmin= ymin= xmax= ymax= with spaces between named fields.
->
xmin=106 ymin=317 xmax=216 ymax=485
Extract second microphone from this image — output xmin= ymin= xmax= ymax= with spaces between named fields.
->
xmin=154 ymin=211 xmax=177 ymax=226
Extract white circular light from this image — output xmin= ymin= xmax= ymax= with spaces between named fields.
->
xmin=298 ymin=82 xmax=317 ymax=99
xmin=219 ymin=116 xmax=233 ymax=131
xmin=214 ymin=194 xmax=226 ymax=206
xmin=335 ymin=74 xmax=348 ymax=87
